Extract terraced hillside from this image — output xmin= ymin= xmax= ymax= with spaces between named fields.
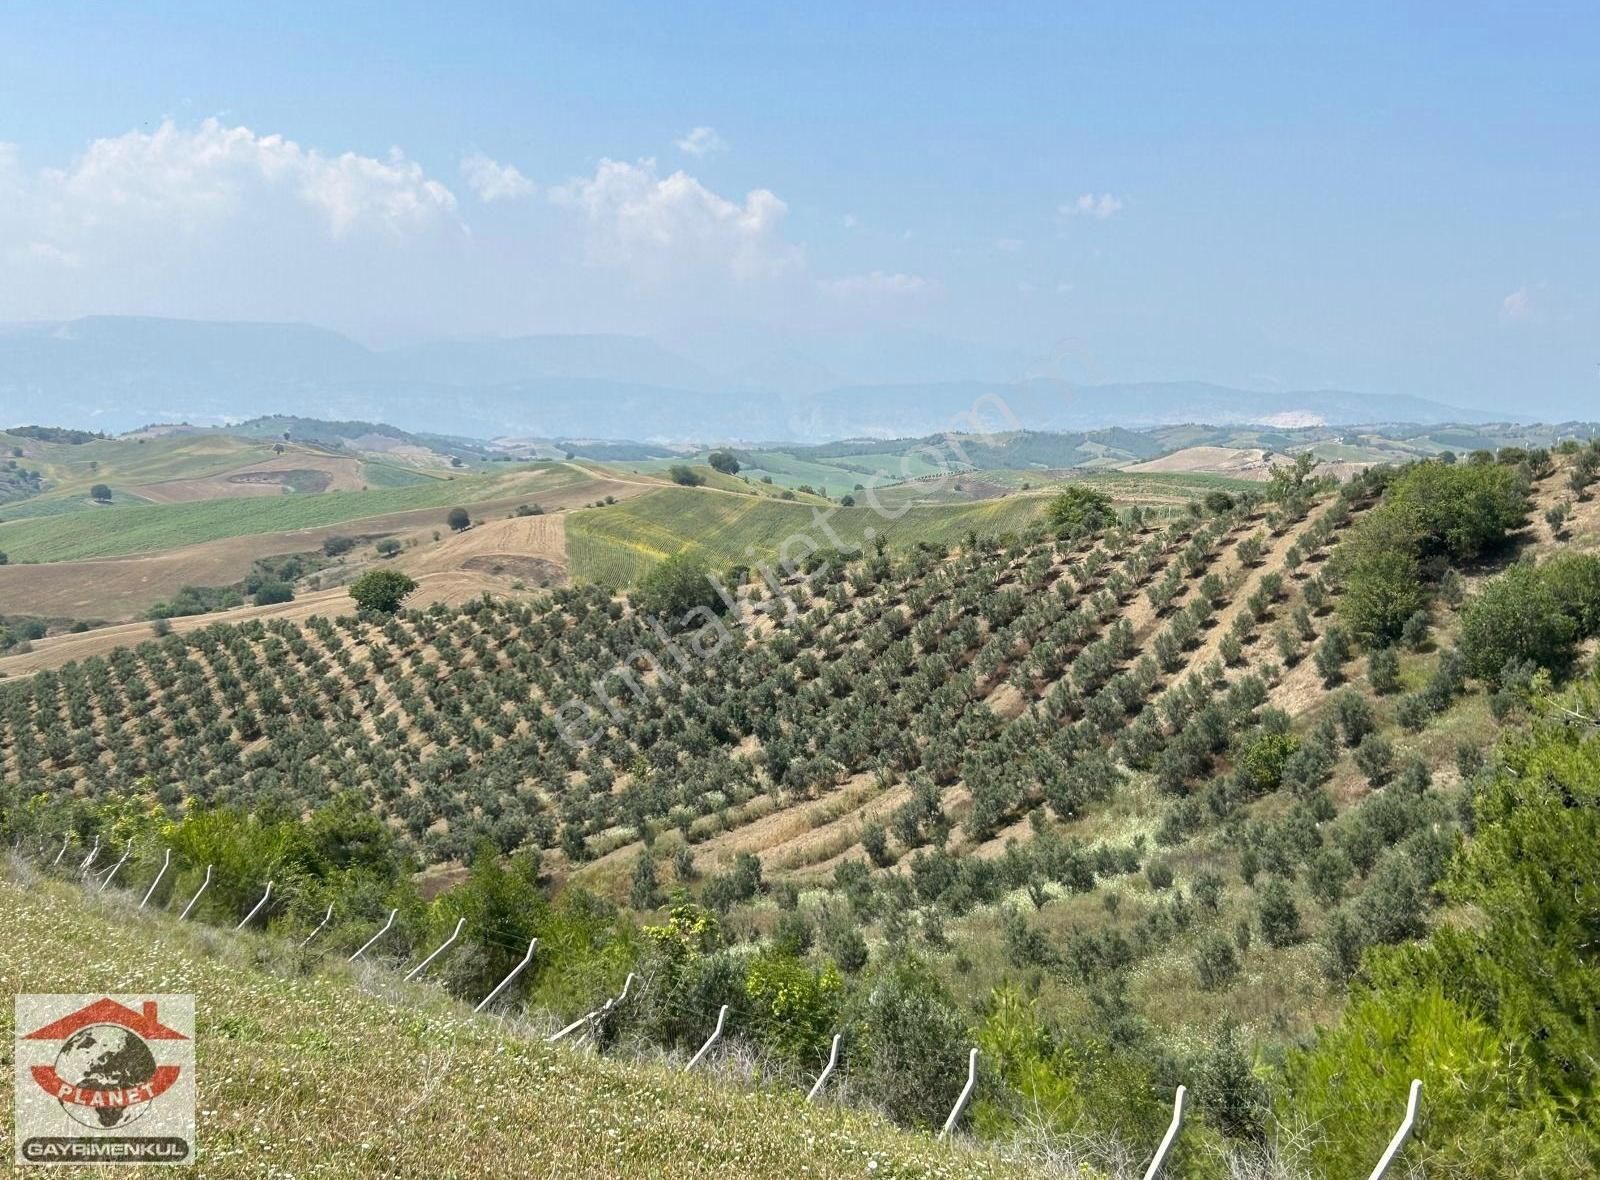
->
xmin=4 ymin=444 xmax=1599 ymax=1175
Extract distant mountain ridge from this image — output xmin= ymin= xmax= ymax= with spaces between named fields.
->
xmin=0 ymin=316 xmax=1493 ymax=442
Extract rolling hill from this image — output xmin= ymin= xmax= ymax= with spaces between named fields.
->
xmin=2 ymin=442 xmax=1598 ymax=1175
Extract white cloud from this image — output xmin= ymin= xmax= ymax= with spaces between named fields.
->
xmin=1059 ymin=192 xmax=1124 ymax=220
xmin=39 ymin=118 xmax=458 ymax=238
xmin=820 ymin=270 xmax=938 ymax=300
xmin=0 ymin=119 xmax=466 ymax=330
xmin=0 ymin=119 xmax=935 ymax=340
xmin=1500 ymin=283 xmax=1540 ymax=322
xmin=549 ymin=157 xmax=798 ymax=281
xmin=460 ymin=152 xmax=536 ymax=202
xmin=674 ymin=126 xmax=728 ymax=157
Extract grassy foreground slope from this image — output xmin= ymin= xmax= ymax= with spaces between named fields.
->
xmin=0 ymin=870 xmax=1025 ymax=1180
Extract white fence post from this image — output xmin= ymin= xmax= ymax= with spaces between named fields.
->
xmin=474 ymin=938 xmax=539 ymax=1013
xmin=684 ymin=1004 xmax=729 ymax=1073
xmin=78 ymin=836 xmax=101 ymax=874
xmin=235 ymin=881 xmax=274 ymax=930
xmin=547 ymin=972 xmax=637 ymax=1043
xmin=405 ymin=917 xmax=466 ymax=981
xmin=939 ymin=1048 xmax=980 ymax=1139
xmin=1142 ymin=1085 xmax=1187 ymax=1180
xmin=807 ymin=1033 xmax=842 ymax=1103
xmin=548 ymin=1012 xmax=591 ymax=1043
xmin=300 ymin=904 xmax=335 ymax=948
xmin=140 ymin=850 xmax=171 ymax=910
xmin=1368 ymin=1080 xmax=1423 ymax=1180
xmin=51 ymin=835 xmax=70 ymax=867
xmin=177 ymin=865 xmax=212 ymax=921
xmin=348 ymin=908 xmax=398 ymax=962
xmin=99 ymin=846 xmax=133 ymax=892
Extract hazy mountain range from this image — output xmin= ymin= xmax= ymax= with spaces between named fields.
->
xmin=0 ymin=316 xmax=1499 ymax=442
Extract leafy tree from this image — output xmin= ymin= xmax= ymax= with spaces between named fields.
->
xmin=707 ymin=449 xmax=740 ymax=475
xmin=632 ymin=552 xmax=722 ymax=622
xmin=1461 ymin=563 xmax=1581 ymax=684
xmin=252 ymin=581 xmax=295 ymax=606
xmin=1265 ymin=452 xmax=1321 ymax=500
xmin=1046 ymin=485 xmax=1116 ymax=533
xmin=322 ymin=535 xmax=356 ymax=557
xmin=820 ymin=908 xmax=869 ymax=974
xmin=89 ymin=483 xmax=113 ymax=503
xmin=375 ymin=538 xmax=402 ymax=557
xmin=1331 ymin=689 xmax=1376 ymax=746
xmin=1389 ymin=460 xmax=1528 ymax=562
xmin=668 ymin=464 xmax=704 ymax=487
xmin=446 ymin=507 xmax=471 ymax=531
xmin=1541 ymin=553 xmax=1600 ymax=635
xmin=1338 ymin=542 xmax=1426 ymax=646
xmin=349 ymin=568 xmax=418 ymax=614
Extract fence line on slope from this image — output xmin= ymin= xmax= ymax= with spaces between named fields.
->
xmin=17 ymin=832 xmax=1425 ymax=1175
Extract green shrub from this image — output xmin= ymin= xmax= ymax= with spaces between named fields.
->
xmin=1194 ymin=931 xmax=1240 ymax=990
xmin=849 ymin=957 xmax=968 ymax=1127
xmin=1256 ymin=878 xmax=1301 ymax=948
xmin=1354 ymin=732 xmax=1395 ymax=786
xmin=1238 ymin=731 xmax=1298 ymax=793
xmin=251 ymin=580 xmax=295 ymax=606
xmin=668 ymin=464 xmax=704 ymax=487
xmin=1461 ymin=562 xmax=1581 ymax=684
xmin=1368 ymin=646 xmax=1402 ymax=695
xmin=743 ymin=953 xmax=842 ymax=1067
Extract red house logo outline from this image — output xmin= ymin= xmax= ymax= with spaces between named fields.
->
xmin=24 ymin=997 xmax=189 ymax=1115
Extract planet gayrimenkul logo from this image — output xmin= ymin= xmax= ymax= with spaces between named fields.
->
xmin=13 ymin=994 xmax=196 ymax=1166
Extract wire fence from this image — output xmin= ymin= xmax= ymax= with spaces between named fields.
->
xmin=13 ymin=830 xmax=1422 ymax=1178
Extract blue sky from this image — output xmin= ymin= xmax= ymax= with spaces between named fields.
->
xmin=2 ymin=1 xmax=1596 ymax=416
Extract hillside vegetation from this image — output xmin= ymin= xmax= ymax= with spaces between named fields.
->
xmin=3 ymin=443 xmax=1599 ymax=1175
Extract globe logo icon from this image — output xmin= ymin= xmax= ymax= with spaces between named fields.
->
xmin=51 ymin=1024 xmax=160 ymax=1129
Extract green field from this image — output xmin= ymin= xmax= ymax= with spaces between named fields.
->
xmin=0 ymin=464 xmax=585 ymax=562
xmin=1 ymin=430 xmax=283 ymax=490
xmin=567 ymin=484 xmax=1053 ymax=585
